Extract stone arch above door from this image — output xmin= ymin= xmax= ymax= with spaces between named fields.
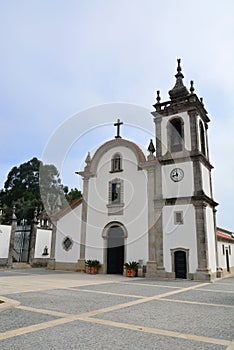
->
xmin=102 ymin=221 xmax=128 ymax=239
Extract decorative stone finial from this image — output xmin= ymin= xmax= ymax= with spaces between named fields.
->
xmin=168 ymin=58 xmax=189 ymax=100
xmin=33 ymin=207 xmax=38 ymax=223
xmin=85 ymin=152 xmax=91 ymax=165
xmin=148 ymin=139 xmax=156 ymax=155
xmin=156 ymin=90 xmax=161 ymax=104
xmin=12 ymin=204 xmax=17 ymax=221
xmin=200 ymin=97 xmax=204 ymax=105
xmin=190 ymin=80 xmax=195 ymax=94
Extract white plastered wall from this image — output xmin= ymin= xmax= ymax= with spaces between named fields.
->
xmin=34 ymin=228 xmax=52 ymax=259
xmin=55 ymin=204 xmax=82 ymax=263
xmin=161 ymin=111 xmax=192 ymax=156
xmin=85 ymin=145 xmax=148 ymax=264
xmin=163 ymin=204 xmax=198 ymax=273
xmin=0 ymin=225 xmax=11 ymax=258
xmin=162 ymin=162 xmax=194 ymax=198
xmin=201 ymin=163 xmax=211 ymax=197
xmin=217 ymin=241 xmax=234 ymax=270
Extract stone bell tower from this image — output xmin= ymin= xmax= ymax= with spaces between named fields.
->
xmin=147 ymin=59 xmax=218 ymax=281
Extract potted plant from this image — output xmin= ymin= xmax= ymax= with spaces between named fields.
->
xmin=124 ymin=261 xmax=139 ymax=277
xmin=85 ymin=260 xmax=101 ymax=274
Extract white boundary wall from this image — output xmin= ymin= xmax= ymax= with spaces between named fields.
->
xmin=0 ymin=225 xmax=11 ymax=259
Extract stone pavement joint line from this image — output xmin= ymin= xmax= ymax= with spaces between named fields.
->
xmin=196 ymin=288 xmax=234 ymax=294
xmin=120 ymin=281 xmax=182 ymax=289
xmin=1 ymin=280 xmax=232 ymax=347
xmin=68 ymin=287 xmax=147 ymax=299
xmin=75 ymin=316 xmax=231 ymax=347
xmin=227 ymin=339 xmax=234 ymax=350
xmin=162 ymin=298 xmax=234 ymax=309
xmin=0 ymin=306 xmax=231 ymax=347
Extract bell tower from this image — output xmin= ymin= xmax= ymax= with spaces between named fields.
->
xmin=149 ymin=59 xmax=218 ymax=281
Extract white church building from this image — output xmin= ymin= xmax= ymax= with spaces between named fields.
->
xmin=48 ymin=60 xmax=229 ymax=281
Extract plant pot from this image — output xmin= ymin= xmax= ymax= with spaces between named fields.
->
xmin=88 ymin=266 xmax=98 ymax=274
xmin=126 ymin=269 xmax=137 ymax=277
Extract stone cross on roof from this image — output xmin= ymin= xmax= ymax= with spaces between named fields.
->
xmin=114 ymin=119 xmax=123 ymax=138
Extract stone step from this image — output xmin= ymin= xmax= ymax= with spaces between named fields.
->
xmin=12 ymin=263 xmax=31 ymax=269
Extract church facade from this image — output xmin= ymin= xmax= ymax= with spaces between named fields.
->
xmin=49 ymin=60 xmax=220 ymax=281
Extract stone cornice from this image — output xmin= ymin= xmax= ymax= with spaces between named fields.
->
xmin=152 ymin=94 xmax=210 ymax=123
xmin=163 ymin=195 xmax=218 ymax=207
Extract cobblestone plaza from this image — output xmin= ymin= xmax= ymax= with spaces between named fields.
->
xmin=0 ymin=269 xmax=233 ymax=349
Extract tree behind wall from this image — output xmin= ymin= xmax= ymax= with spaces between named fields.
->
xmin=0 ymin=157 xmax=81 ymax=224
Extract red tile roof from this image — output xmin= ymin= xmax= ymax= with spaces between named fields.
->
xmin=216 ymin=231 xmax=234 ymax=242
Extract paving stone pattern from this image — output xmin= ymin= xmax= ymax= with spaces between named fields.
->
xmin=0 ymin=269 xmax=233 ymax=350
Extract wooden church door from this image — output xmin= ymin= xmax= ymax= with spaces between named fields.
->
xmin=107 ymin=225 xmax=124 ymax=274
xmin=174 ymin=251 xmax=187 ymax=279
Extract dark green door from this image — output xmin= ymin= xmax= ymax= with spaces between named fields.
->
xmin=175 ymin=251 xmax=187 ymax=279
xmin=107 ymin=226 xmax=124 ymax=274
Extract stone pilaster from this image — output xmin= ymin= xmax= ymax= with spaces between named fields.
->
xmin=47 ymin=221 xmax=57 ymax=270
xmin=213 ymin=208 xmax=219 ymax=274
xmin=193 ymin=201 xmax=215 ymax=280
xmin=146 ymin=199 xmax=166 ymax=278
xmin=147 ymin=166 xmax=156 ymax=262
xmin=29 ymin=209 xmax=38 ymax=265
xmin=7 ymin=207 xmax=17 ymax=267
xmin=153 ymin=113 xmax=162 ymax=158
xmin=189 ymin=110 xmax=199 ymax=152
xmin=77 ymin=177 xmax=89 ymax=271
xmin=193 ymin=159 xmax=203 ymax=195
xmin=154 ymin=200 xmax=165 ymax=271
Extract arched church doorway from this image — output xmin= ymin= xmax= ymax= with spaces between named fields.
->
xmin=174 ymin=250 xmax=187 ymax=279
xmin=107 ymin=225 xmax=124 ymax=274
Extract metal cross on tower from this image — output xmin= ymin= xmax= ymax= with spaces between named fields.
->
xmin=114 ymin=119 xmax=123 ymax=138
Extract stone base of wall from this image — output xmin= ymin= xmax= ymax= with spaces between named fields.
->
xmin=47 ymin=258 xmax=56 ymax=270
xmin=53 ymin=261 xmax=80 ymax=271
xmin=76 ymin=259 xmax=86 ymax=272
xmin=145 ymin=262 xmax=168 ymax=279
xmin=191 ymin=270 xmax=216 ymax=282
xmin=0 ymin=258 xmax=8 ymax=266
xmin=217 ymin=266 xmax=234 ymax=278
xmin=31 ymin=258 xmax=49 ymax=268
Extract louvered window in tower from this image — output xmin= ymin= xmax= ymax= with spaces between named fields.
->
xmin=169 ymin=118 xmax=184 ymax=152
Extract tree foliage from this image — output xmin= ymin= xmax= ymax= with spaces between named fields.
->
xmin=63 ymin=187 xmax=82 ymax=203
xmin=0 ymin=157 xmax=82 ymax=224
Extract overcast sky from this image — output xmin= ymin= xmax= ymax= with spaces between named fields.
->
xmin=0 ymin=1 xmax=233 ymax=231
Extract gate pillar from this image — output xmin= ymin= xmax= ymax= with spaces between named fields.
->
xmin=29 ymin=208 xmax=38 ymax=265
xmin=7 ymin=206 xmax=17 ymax=267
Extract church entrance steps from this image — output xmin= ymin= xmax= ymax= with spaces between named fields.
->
xmin=12 ymin=263 xmax=32 ymax=269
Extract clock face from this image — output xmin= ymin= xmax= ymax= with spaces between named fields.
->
xmin=170 ymin=168 xmax=184 ymax=182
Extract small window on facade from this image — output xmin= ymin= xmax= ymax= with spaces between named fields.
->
xmin=111 ymin=153 xmax=122 ymax=173
xmin=62 ymin=236 xmax=73 ymax=252
xmin=107 ymin=179 xmax=124 ymax=215
xmin=111 ymin=182 xmax=121 ymax=204
xmin=200 ymin=121 xmax=206 ymax=155
xmin=229 ymin=245 xmax=231 ymax=255
xmin=174 ymin=211 xmax=183 ymax=225
xmin=169 ymin=118 xmax=184 ymax=152
xmin=222 ymin=244 xmax=225 ymax=255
